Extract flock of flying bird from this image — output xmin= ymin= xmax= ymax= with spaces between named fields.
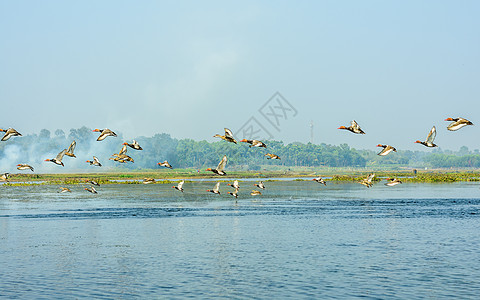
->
xmin=0 ymin=116 xmax=475 ymax=196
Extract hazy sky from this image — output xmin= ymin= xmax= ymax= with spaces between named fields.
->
xmin=1 ymin=1 xmax=479 ymax=151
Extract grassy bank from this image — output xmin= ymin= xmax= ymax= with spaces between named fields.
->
xmin=2 ymin=169 xmax=480 ymax=186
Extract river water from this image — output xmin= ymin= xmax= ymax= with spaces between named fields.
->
xmin=1 ymin=180 xmax=479 ymax=299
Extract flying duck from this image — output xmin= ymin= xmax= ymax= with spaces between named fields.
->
xmin=206 ymin=155 xmax=227 ymax=175
xmin=385 ymin=178 xmax=402 ymax=186
xmin=312 ymin=177 xmax=326 ymax=185
xmin=93 ymin=128 xmax=117 ymax=141
xmin=228 ymin=188 xmax=239 ymax=198
xmin=17 ymin=164 xmax=34 ymax=172
xmin=85 ymin=186 xmax=98 ymax=194
xmin=207 ymin=182 xmax=221 ymax=194
xmin=86 ymin=180 xmax=100 ymax=186
xmin=227 ymin=180 xmax=240 ymax=189
xmin=143 ymin=178 xmax=155 ymax=184
xmin=265 ymin=153 xmax=281 ymax=160
xmin=124 ymin=140 xmax=143 ymax=150
xmin=172 ymin=180 xmax=185 ymax=192
xmin=65 ymin=140 xmax=76 ymax=158
xmin=240 ymin=139 xmax=267 ymax=148
xmin=254 ymin=181 xmax=265 ymax=189
xmin=59 ymin=187 xmax=72 ymax=193
xmin=0 ymin=173 xmax=9 ymax=182
xmin=0 ymin=128 xmax=22 ymax=141
xmin=250 ymin=190 xmax=262 ymax=196
xmin=445 ymin=117 xmax=474 ymax=131
xmin=376 ymin=144 xmax=397 ymax=156
xmin=415 ymin=126 xmax=437 ymax=147
xmin=119 ymin=144 xmax=128 ymax=155
xmin=338 ymin=120 xmax=365 ymax=134
xmin=110 ymin=154 xmax=134 ymax=163
xmin=45 ymin=149 xmax=67 ymax=166
xmin=86 ymin=156 xmax=102 ymax=167
xmin=158 ymin=161 xmax=173 ymax=169
xmin=214 ymin=128 xmax=237 ymax=144
xmin=359 ymin=173 xmax=375 ymax=188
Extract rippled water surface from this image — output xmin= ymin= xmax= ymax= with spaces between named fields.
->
xmin=1 ymin=181 xmax=480 ymax=299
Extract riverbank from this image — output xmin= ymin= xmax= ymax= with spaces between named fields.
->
xmin=1 ymin=169 xmax=480 ymax=186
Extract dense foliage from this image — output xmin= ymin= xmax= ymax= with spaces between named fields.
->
xmin=0 ymin=127 xmax=479 ymax=170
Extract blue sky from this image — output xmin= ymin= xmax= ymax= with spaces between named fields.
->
xmin=1 ymin=1 xmax=479 ymax=151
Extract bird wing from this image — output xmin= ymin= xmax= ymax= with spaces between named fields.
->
xmin=67 ymin=140 xmax=76 ymax=153
xmin=367 ymin=173 xmax=375 ymax=183
xmin=178 ymin=180 xmax=185 ymax=189
xmin=351 ymin=120 xmax=360 ymax=130
xmin=234 ymin=180 xmax=239 ymax=188
xmin=0 ymin=133 xmax=7 ymax=141
xmin=132 ymin=140 xmax=143 ymax=149
xmin=119 ymin=144 xmax=127 ymax=155
xmin=213 ymin=182 xmax=220 ymax=192
xmin=93 ymin=156 xmax=101 ymax=164
xmin=56 ymin=149 xmax=67 ymax=161
xmin=426 ymin=126 xmax=436 ymax=143
xmin=224 ymin=128 xmax=234 ymax=139
xmin=0 ymin=130 xmax=11 ymax=141
xmin=216 ymin=155 xmax=227 ymax=171
xmin=377 ymin=145 xmax=392 ymax=156
xmin=97 ymin=134 xmax=106 ymax=141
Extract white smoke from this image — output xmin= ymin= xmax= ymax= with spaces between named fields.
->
xmin=0 ymin=129 xmax=139 ymax=174
xmin=0 ymin=144 xmax=22 ymax=173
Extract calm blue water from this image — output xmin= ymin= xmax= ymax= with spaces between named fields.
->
xmin=1 ymin=180 xmax=479 ymax=299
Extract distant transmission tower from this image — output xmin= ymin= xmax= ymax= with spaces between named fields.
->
xmin=310 ymin=121 xmax=314 ymax=144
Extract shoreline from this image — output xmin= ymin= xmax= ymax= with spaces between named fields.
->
xmin=2 ymin=170 xmax=479 ymax=186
